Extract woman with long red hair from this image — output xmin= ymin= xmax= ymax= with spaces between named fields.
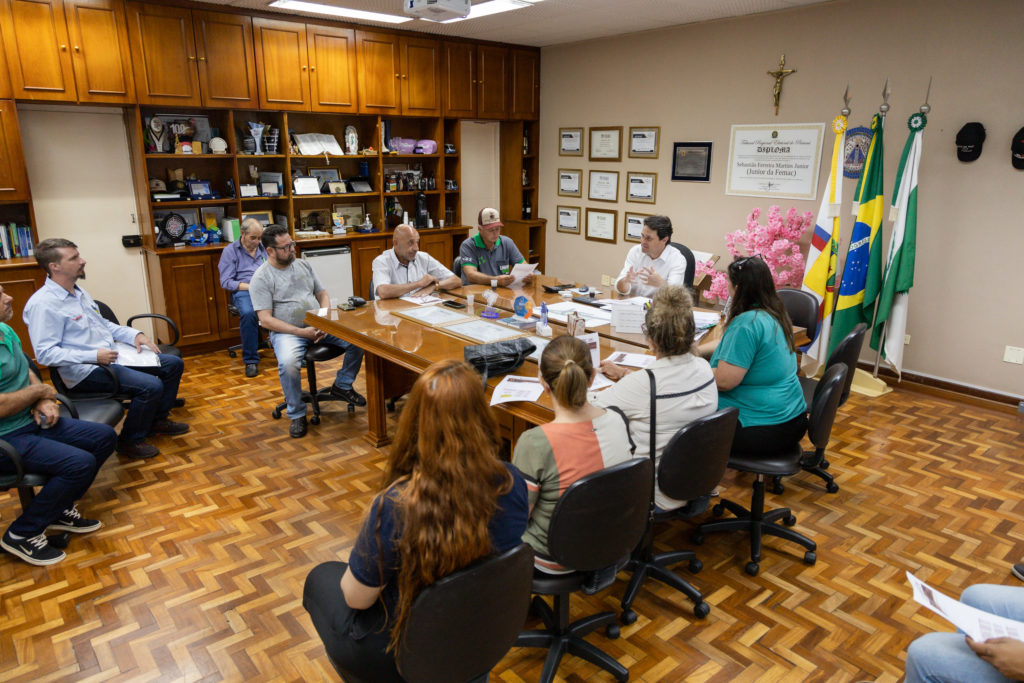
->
xmin=303 ymin=359 xmax=528 ymax=681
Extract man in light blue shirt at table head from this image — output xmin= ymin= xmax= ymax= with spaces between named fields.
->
xmin=218 ymin=217 xmax=267 ymax=378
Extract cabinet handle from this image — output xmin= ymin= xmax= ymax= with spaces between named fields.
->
xmin=208 ymin=296 xmax=213 ymax=301
xmin=0 ymin=187 xmax=15 ymax=191
xmin=310 ymin=65 xmax=316 ymax=72
xmin=394 ymin=73 xmax=400 ymax=78
xmin=188 ymin=55 xmax=196 ymax=61
xmin=74 ymin=46 xmax=80 ymax=53
xmin=302 ymin=65 xmax=307 ymax=71
xmin=198 ymin=56 xmax=206 ymax=62
xmin=60 ymin=44 xmax=67 ymax=51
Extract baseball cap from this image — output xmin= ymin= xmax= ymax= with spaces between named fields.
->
xmin=478 ymin=207 xmax=502 ymax=228
xmin=1011 ymin=127 xmax=1024 ymax=170
xmin=955 ymin=122 xmax=985 ymax=162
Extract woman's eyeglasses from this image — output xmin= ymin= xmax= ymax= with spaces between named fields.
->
xmin=732 ymin=254 xmax=764 ymax=271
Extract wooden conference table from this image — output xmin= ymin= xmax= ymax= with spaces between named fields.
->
xmin=308 ymin=275 xmax=805 ymax=448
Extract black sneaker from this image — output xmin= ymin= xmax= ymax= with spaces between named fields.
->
xmin=290 ymin=416 xmax=308 ymax=438
xmin=245 ymin=363 xmax=258 ymax=378
xmin=47 ymin=505 xmax=102 ymax=534
xmin=149 ymin=419 xmax=190 ymax=436
xmin=1013 ymin=564 xmax=1024 ymax=583
xmin=117 ymin=440 xmax=160 ymax=459
xmin=1 ymin=529 xmax=65 ymax=566
xmin=330 ymin=385 xmax=367 ymax=406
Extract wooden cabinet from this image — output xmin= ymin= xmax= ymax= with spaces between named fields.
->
xmin=356 ymin=30 xmax=439 ymax=116
xmin=0 ymin=0 xmax=76 ymax=101
xmin=476 ymin=44 xmax=507 ymax=120
xmin=0 ymin=100 xmax=29 ymax=202
xmin=308 ymin=24 xmax=357 ymax=113
xmin=509 ymin=48 xmax=539 ymax=120
xmin=400 ymin=35 xmax=440 ymax=116
xmin=352 ymin=237 xmax=385 ymax=301
xmin=0 ymin=21 xmax=10 ymax=99
xmin=65 ymin=0 xmax=135 ymax=104
xmin=193 ymin=10 xmax=257 ymax=108
xmin=0 ymin=261 xmax=44 ymax=346
xmin=420 ymin=230 xmax=452 ymax=268
xmin=441 ymin=41 xmax=474 ymax=118
xmin=153 ymin=251 xmax=227 ymax=347
xmin=252 ymin=16 xmax=307 ymax=111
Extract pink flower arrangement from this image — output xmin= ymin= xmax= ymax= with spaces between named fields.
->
xmin=696 ymin=205 xmax=814 ymax=303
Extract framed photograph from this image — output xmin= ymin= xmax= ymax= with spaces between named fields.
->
xmin=628 ymin=126 xmax=660 ymax=158
xmin=258 ymin=171 xmax=283 ymax=195
xmin=623 ymin=212 xmax=652 ymax=243
xmin=557 ymin=169 xmax=582 ymax=197
xmin=200 ymin=206 xmax=225 ymax=230
xmin=327 ymin=181 xmax=347 ymax=194
xmin=240 ymin=184 xmax=259 ymax=198
xmin=559 ymin=127 xmax=583 ymax=156
xmin=187 ymin=179 xmax=213 ymax=200
xmin=310 ymin=167 xmax=341 ymax=189
xmin=671 ymin=142 xmax=713 ymax=182
xmin=589 ymin=126 xmax=622 ymax=162
xmin=333 ymin=202 xmax=365 ymax=226
xmin=588 ymin=170 xmax=619 ymax=202
xmin=299 ymin=208 xmax=331 ymax=231
xmin=585 ymin=208 xmax=618 ymax=244
xmin=626 ymin=171 xmax=657 ymax=203
xmin=242 ymin=210 xmax=273 ymax=226
xmin=556 ymin=205 xmax=581 ymax=234
xmin=292 ymin=176 xmax=321 ymax=195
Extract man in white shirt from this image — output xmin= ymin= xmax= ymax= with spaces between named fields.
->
xmin=371 ymin=225 xmax=461 ymax=299
xmin=614 ymin=215 xmax=689 ymax=298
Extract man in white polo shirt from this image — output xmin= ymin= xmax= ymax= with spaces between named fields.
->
xmin=614 ymin=215 xmax=689 ymax=298
xmin=371 ymin=224 xmax=461 ymax=299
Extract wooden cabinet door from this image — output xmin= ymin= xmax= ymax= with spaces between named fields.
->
xmin=193 ymin=10 xmax=258 ymax=109
xmin=0 ymin=0 xmax=77 ymax=101
xmin=0 ymin=14 xmax=11 ymax=99
xmin=0 ymin=100 xmax=29 ymax=202
xmin=125 ymin=2 xmax=200 ymax=106
xmin=419 ymin=231 xmax=451 ymax=268
xmin=352 ymin=238 xmax=385 ymax=301
xmin=509 ymin=48 xmax=539 ymax=120
xmin=476 ymin=44 xmax=507 ymax=120
xmin=356 ymin=30 xmax=399 ymax=114
xmin=442 ymin=41 xmax=474 ymax=118
xmin=253 ymin=16 xmax=308 ymax=111
xmin=400 ymin=35 xmax=440 ymax=116
xmin=160 ymin=253 xmax=221 ymax=346
xmin=65 ymin=0 xmax=134 ymax=104
xmin=307 ymin=24 xmax=357 ymax=113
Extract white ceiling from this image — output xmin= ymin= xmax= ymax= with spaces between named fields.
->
xmin=204 ymin=0 xmax=834 ymax=47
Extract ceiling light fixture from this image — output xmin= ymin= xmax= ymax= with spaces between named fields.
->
xmin=268 ymin=0 xmax=413 ymax=24
xmin=440 ymin=0 xmax=532 ymax=23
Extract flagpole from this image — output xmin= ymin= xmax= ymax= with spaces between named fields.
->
xmin=869 ymin=79 xmax=891 ymax=379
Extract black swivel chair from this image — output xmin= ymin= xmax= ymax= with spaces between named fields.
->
xmin=226 ymin=303 xmax=270 ymax=359
xmin=271 ymin=344 xmax=357 ymax=424
xmin=778 ymin=288 xmax=819 ymax=343
xmin=619 ymin=407 xmax=738 ymax=623
xmin=95 ymin=300 xmax=181 ymax=358
xmin=669 ymin=242 xmax=696 ymax=288
xmin=694 ymin=364 xmax=847 ymax=575
xmin=515 ymin=458 xmax=652 ymax=683
xmin=26 ymin=355 xmax=124 ymax=427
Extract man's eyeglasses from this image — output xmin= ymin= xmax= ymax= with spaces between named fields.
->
xmin=269 ymin=241 xmax=296 ymax=252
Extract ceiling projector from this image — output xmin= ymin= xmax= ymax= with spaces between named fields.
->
xmin=404 ymin=0 xmax=472 ymax=20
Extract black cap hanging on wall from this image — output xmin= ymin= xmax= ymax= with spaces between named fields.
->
xmin=1011 ymin=127 xmax=1024 ymax=170
xmin=955 ymin=122 xmax=986 ymax=162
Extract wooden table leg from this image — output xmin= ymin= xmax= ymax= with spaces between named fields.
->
xmin=363 ymin=353 xmax=390 ymax=447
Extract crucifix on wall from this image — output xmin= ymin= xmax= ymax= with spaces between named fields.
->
xmin=767 ymin=54 xmax=796 ymax=115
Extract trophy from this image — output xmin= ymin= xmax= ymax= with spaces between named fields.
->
xmin=248 ymin=121 xmax=266 ymax=155
xmin=265 ymin=128 xmax=280 ymax=154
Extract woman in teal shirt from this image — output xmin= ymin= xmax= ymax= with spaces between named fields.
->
xmin=709 ymin=256 xmax=807 ymax=455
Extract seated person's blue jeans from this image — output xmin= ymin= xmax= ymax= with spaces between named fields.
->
xmin=0 ymin=417 xmax=117 ymax=537
xmin=269 ymin=331 xmax=364 ymax=420
xmin=74 ymin=354 xmax=185 ymax=443
xmin=231 ymin=290 xmax=260 ymax=365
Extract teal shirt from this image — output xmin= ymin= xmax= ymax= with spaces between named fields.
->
xmin=0 ymin=323 xmax=34 ymax=435
xmin=711 ymin=310 xmax=806 ymax=427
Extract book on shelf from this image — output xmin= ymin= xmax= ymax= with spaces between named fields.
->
xmin=292 ymin=133 xmax=344 ymax=156
xmin=1 ymin=223 xmax=34 ymax=259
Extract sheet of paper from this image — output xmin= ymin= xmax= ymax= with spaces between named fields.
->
xmin=692 ymin=250 xmax=714 ymax=263
xmin=490 ymin=375 xmax=544 ymax=406
xmin=509 ymin=262 xmax=538 ymax=287
xmin=397 ymin=305 xmax=472 ymax=326
xmin=400 ymin=293 xmax=444 ymax=306
xmin=445 ymin=320 xmax=522 ymax=343
xmin=526 ymin=335 xmax=551 ymax=361
xmin=694 ymin=311 xmax=720 ymax=329
xmin=611 ymin=306 xmax=645 ymax=333
xmin=589 ymin=372 xmax=614 ymax=391
xmin=317 ymin=133 xmax=344 ymax=156
xmin=293 ymin=133 xmax=323 ymax=155
xmin=603 ymin=351 xmax=655 ymax=369
xmin=907 ymin=572 xmax=1024 ymax=642
xmin=540 ymin=301 xmax=611 ymax=328
xmin=113 ymin=342 xmax=160 ymax=367
xmin=578 ymin=332 xmax=601 ymax=367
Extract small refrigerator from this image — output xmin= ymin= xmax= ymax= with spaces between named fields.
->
xmin=300 ymin=246 xmax=353 ymax=303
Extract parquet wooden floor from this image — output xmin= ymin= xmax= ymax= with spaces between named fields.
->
xmin=1 ymin=350 xmax=1022 ymax=682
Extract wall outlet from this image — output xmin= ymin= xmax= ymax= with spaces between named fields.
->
xmin=904 ymin=334 xmax=911 ymax=345
xmin=601 ymin=274 xmax=613 ymax=286
xmin=1003 ymin=345 xmax=1024 ymax=364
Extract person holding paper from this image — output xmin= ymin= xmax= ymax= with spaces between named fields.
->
xmin=614 ymin=215 xmax=689 ymax=297
xmin=249 ymin=225 xmax=365 ymax=439
xmin=218 ymin=218 xmax=267 ymax=378
xmin=24 ymin=239 xmax=187 ymax=460
xmin=906 ymin=583 xmax=1024 ymax=682
xmin=458 ymin=208 xmax=534 ymax=287
xmin=371 ymin=224 xmax=460 ymax=299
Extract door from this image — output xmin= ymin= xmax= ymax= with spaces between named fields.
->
xmin=0 ymin=265 xmax=44 ymax=347
xmin=476 ymin=45 xmax=507 ymax=120
xmin=307 ymin=24 xmax=357 ymax=113
xmin=253 ymin=16 xmax=308 ymax=111
xmin=0 ymin=0 xmax=77 ymax=101
xmin=442 ymin=41 xmax=474 ymax=118
xmin=351 ymin=238 xmax=386 ymax=301
xmin=400 ymin=35 xmax=440 ymax=116
xmin=420 ymin=231 xmax=451 ymax=268
xmin=161 ymin=253 xmax=221 ymax=346
xmin=356 ymin=30 xmax=400 ymax=114
xmin=0 ymin=100 xmax=29 ymax=202
xmin=193 ymin=10 xmax=258 ymax=108
xmin=509 ymin=48 xmax=539 ymax=120
xmin=125 ymin=2 xmax=200 ymax=106
xmin=65 ymin=0 xmax=135 ymax=104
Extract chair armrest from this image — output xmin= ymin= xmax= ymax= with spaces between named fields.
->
xmin=53 ymin=393 xmax=79 ymax=420
xmin=0 ymin=437 xmax=24 ymax=480
xmin=51 ymin=364 xmax=122 ymax=401
xmin=126 ymin=313 xmax=180 ymax=347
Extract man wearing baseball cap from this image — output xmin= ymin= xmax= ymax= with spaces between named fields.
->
xmin=457 ymin=208 xmax=533 ymax=287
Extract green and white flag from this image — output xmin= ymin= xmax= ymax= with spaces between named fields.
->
xmin=870 ymin=112 xmax=925 ymax=377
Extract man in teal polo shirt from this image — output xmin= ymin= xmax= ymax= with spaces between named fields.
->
xmin=457 ymin=208 xmax=534 ymax=287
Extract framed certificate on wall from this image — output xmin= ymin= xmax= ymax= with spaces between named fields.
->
xmin=589 ymin=126 xmax=622 ymax=162
xmin=559 ymin=127 xmax=583 ymax=156
xmin=588 ymin=170 xmax=619 ymax=202
xmin=557 ymin=205 xmax=581 ymax=234
xmin=558 ymin=169 xmax=582 ymax=197
xmin=623 ymin=212 xmax=651 ymax=243
xmin=626 ymin=172 xmax=657 ymax=203
xmin=628 ymin=127 xmax=660 ymax=158
xmin=585 ymin=208 xmax=617 ymax=244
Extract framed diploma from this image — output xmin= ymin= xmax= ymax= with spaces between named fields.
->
xmin=626 ymin=172 xmax=657 ymax=203
xmin=557 ymin=169 xmax=582 ymax=197
xmin=556 ymin=205 xmax=581 ymax=234
xmin=588 ymin=170 xmax=619 ymax=202
xmin=589 ymin=126 xmax=622 ymax=162
xmin=671 ymin=142 xmax=713 ymax=182
xmin=623 ymin=212 xmax=651 ymax=243
xmin=559 ymin=127 xmax=583 ymax=156
xmin=725 ymin=123 xmax=825 ymax=199
xmin=585 ymin=208 xmax=617 ymax=244
xmin=628 ymin=126 xmax=660 ymax=158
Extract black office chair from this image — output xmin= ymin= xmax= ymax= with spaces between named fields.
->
xmin=452 ymin=255 xmax=463 ymax=279
xmin=778 ymin=288 xmax=819 ymax=343
xmin=271 ymin=343 xmax=356 ymax=424
xmin=799 ymin=323 xmax=866 ymax=410
xmin=226 ymin=302 xmax=270 ymax=359
xmin=95 ymin=300 xmax=181 ymax=358
xmin=515 ymin=458 xmax=652 ymax=683
xmin=669 ymin=242 xmax=696 ymax=288
xmin=619 ymin=407 xmax=738 ymax=623
xmin=26 ymin=356 xmax=124 ymax=428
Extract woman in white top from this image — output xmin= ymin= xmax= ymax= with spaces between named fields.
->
xmin=592 ymin=285 xmax=718 ymax=510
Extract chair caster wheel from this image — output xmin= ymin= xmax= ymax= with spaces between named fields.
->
xmin=783 ymin=514 xmax=797 ymax=526
xmin=712 ymin=503 xmax=724 ymax=516
xmin=693 ymin=601 xmax=710 ymax=619
xmin=310 ymin=416 xmax=321 ymax=425
xmin=821 ymin=460 xmax=830 ymax=470
xmin=770 ymin=480 xmax=785 ymax=495
xmin=826 ymin=482 xmax=839 ymax=493
xmin=228 ymin=350 xmax=237 ymax=358
xmin=689 ymin=559 xmax=703 ymax=573
xmin=348 ymin=404 xmax=356 ymax=413
xmin=745 ymin=562 xmax=759 ymax=576
xmin=272 ymin=409 xmax=282 ymax=419
xmin=691 ymin=533 xmax=704 ymax=545
xmin=174 ymin=398 xmax=185 ymax=408
xmin=605 ymin=623 xmax=620 ymax=639
xmin=804 ymin=551 xmax=817 ymax=565
xmin=620 ymin=609 xmax=637 ymax=625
